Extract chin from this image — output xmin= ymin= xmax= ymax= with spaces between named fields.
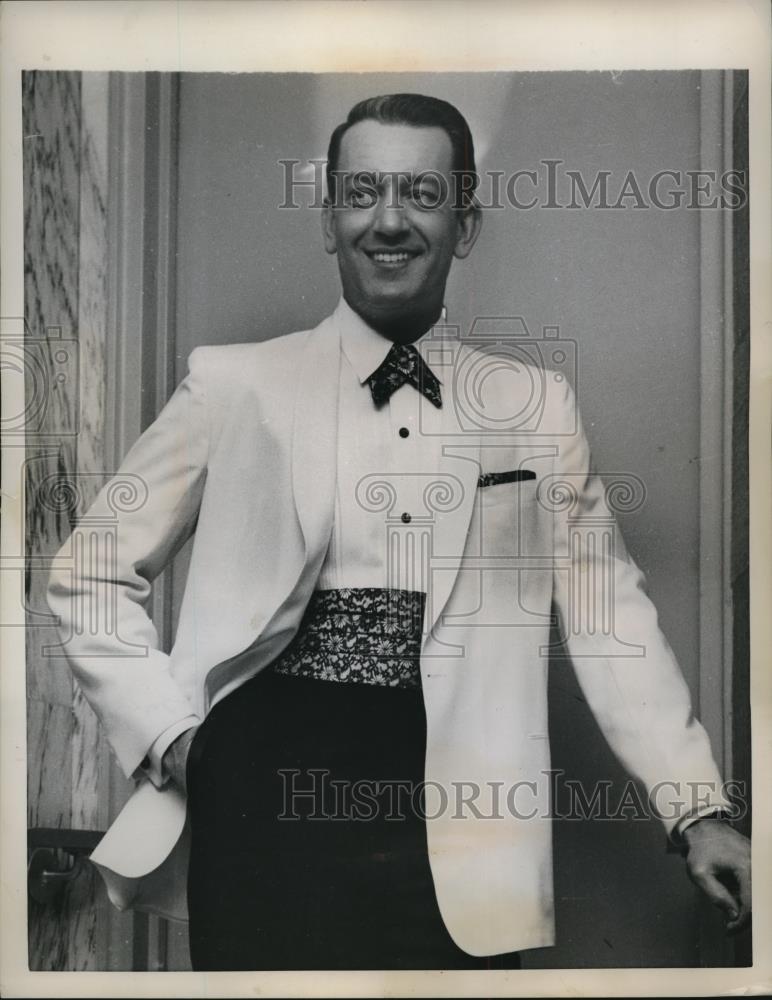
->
xmin=367 ymin=282 xmax=424 ymax=307
xmin=368 ymin=296 xmax=422 ymax=319
xmin=345 ymin=279 xmax=440 ymax=325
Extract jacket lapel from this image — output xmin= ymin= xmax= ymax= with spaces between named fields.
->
xmin=291 ymin=313 xmax=342 ymax=569
xmin=203 ymin=314 xmax=342 ymax=710
xmin=423 ymin=343 xmax=482 ymax=641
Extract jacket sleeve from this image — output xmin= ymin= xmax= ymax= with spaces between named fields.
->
xmin=46 ymin=348 xmax=210 ymax=778
xmin=550 ymin=378 xmax=730 ymax=837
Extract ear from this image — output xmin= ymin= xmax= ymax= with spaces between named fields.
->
xmin=453 ymin=204 xmax=482 ymax=260
xmin=321 ymin=199 xmax=337 ymax=255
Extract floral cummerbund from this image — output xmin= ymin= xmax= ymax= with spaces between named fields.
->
xmin=270 ymin=588 xmax=425 ymax=690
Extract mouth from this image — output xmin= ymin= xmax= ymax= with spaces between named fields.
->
xmin=364 ymin=249 xmax=421 ymax=268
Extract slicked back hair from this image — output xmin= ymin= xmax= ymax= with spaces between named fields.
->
xmin=326 ymin=93 xmax=479 ymax=210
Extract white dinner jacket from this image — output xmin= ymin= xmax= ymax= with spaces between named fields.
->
xmin=47 ymin=301 xmax=729 ymax=956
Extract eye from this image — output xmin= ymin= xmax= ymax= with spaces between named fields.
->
xmin=346 ymin=187 xmax=376 ymax=209
xmin=344 ymin=173 xmax=377 ymax=209
xmin=409 ymin=179 xmax=444 ymax=210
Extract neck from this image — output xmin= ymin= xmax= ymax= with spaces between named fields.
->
xmin=345 ymin=295 xmax=442 ymax=345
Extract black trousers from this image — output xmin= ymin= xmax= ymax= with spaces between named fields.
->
xmin=186 ymin=667 xmax=521 ymax=971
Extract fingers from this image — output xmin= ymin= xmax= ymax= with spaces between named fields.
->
xmin=728 ymin=862 xmax=753 ymax=934
xmin=684 ymin=824 xmax=752 ymax=935
xmin=172 ymin=744 xmax=189 ymax=794
xmin=726 ymin=909 xmax=751 ymax=934
xmin=736 ymin=857 xmax=752 ymax=912
xmin=691 ymin=869 xmax=739 ymax=922
xmin=689 ymin=864 xmax=752 ymax=934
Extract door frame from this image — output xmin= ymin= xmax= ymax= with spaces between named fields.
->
xmin=696 ymin=67 xmax=750 ymax=967
xmin=104 ymin=69 xmax=181 ymax=971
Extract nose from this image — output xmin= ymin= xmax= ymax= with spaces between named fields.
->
xmin=372 ymin=191 xmax=410 ymax=237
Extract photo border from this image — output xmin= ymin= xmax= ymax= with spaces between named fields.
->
xmin=2 ymin=1 xmax=770 ymax=996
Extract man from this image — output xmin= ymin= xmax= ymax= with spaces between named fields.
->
xmin=48 ymin=93 xmax=751 ymax=970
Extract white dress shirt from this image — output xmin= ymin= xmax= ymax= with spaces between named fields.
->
xmin=317 ymin=296 xmax=445 ymax=592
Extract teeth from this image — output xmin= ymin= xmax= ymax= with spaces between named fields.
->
xmin=372 ymin=252 xmax=411 ymax=262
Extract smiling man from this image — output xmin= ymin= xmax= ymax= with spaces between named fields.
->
xmin=48 ymin=93 xmax=751 ymax=971
xmin=321 ymin=113 xmax=479 ymax=341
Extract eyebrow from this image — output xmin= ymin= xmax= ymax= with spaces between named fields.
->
xmin=340 ymin=170 xmax=444 ymax=189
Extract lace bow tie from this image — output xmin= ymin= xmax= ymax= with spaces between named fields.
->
xmin=366 ymin=343 xmax=443 ymax=410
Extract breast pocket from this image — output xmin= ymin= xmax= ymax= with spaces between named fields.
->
xmin=472 ymin=480 xmax=542 ymax=561
xmin=477 ymin=480 xmax=538 ymax=509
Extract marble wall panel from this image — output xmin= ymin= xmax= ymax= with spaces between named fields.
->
xmin=24 ymin=70 xmax=80 ymax=713
xmin=25 ymin=69 xmax=114 ymax=972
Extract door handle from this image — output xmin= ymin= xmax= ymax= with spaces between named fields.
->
xmin=27 ymin=828 xmax=105 ymax=906
xmin=28 ymin=848 xmax=82 ymax=905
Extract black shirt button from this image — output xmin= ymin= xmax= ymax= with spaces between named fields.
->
xmin=401 ymin=512 xmax=412 ymax=524
xmin=399 ymin=427 xmax=410 ymax=438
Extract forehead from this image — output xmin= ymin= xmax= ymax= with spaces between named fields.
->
xmin=336 ymin=120 xmax=454 ymax=176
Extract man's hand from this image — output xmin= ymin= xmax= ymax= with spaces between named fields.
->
xmin=162 ymin=726 xmax=198 ymax=794
xmin=683 ymin=819 xmax=751 ymax=933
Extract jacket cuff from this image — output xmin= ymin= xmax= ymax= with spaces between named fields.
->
xmin=136 ymin=716 xmax=200 ymax=788
xmin=670 ymin=805 xmax=731 ymax=848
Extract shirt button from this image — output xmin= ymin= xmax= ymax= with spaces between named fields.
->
xmin=401 ymin=512 xmax=412 ymax=524
xmin=399 ymin=427 xmax=410 ymax=438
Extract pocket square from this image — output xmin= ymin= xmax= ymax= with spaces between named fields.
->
xmin=477 ymin=469 xmax=537 ymax=488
